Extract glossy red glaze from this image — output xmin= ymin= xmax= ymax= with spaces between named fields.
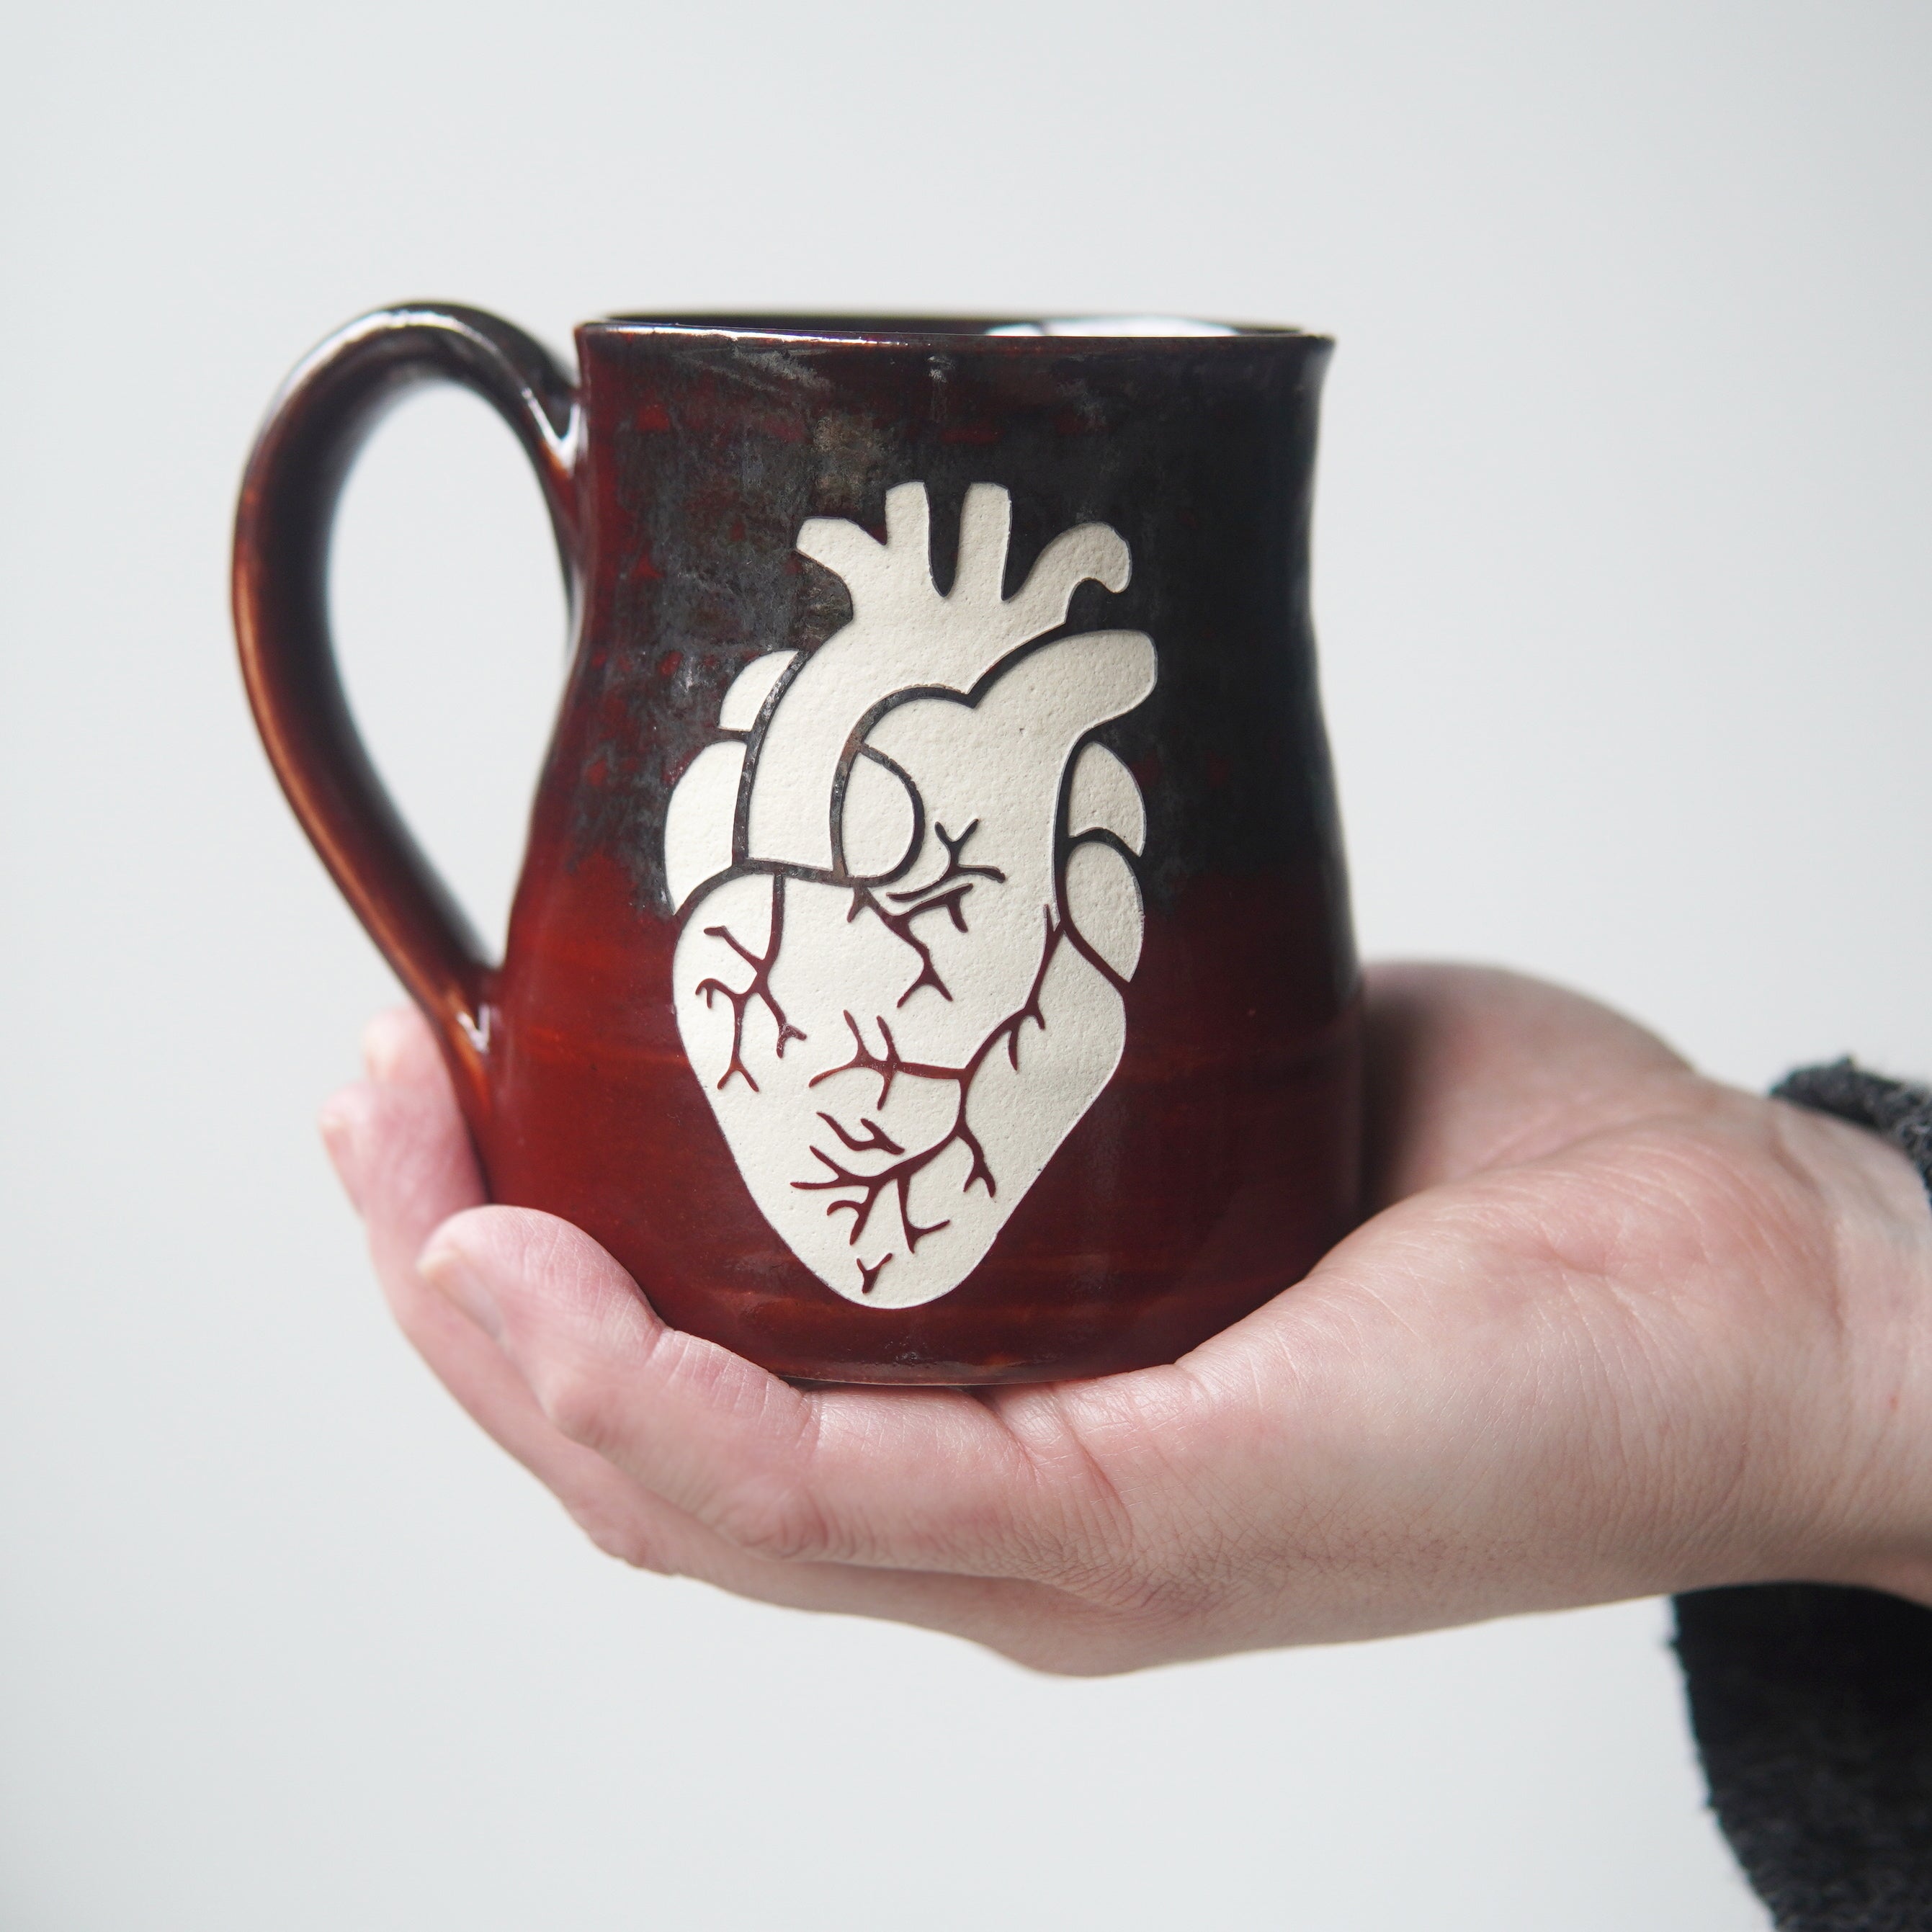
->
xmin=236 ymin=307 xmax=1361 ymax=1383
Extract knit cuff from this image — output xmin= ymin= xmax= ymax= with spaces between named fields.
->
xmin=1674 ymin=1059 xmax=1932 ymax=1929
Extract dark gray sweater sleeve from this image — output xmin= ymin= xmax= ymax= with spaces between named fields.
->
xmin=1673 ymin=1063 xmax=1932 ymax=1928
xmin=1674 ymin=1584 xmax=1932 ymax=1927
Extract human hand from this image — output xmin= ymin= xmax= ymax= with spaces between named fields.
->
xmin=318 ymin=965 xmax=1932 ymax=1672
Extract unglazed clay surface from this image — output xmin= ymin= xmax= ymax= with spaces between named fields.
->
xmin=666 ymin=482 xmax=1154 ymax=1307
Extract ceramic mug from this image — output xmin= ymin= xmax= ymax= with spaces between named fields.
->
xmin=234 ymin=307 xmax=1361 ymax=1384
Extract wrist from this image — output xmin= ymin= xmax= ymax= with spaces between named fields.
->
xmin=1771 ymin=1100 xmax=1932 ymax=1601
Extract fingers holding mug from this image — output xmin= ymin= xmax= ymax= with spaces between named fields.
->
xmin=416 ymin=1204 xmax=1143 ymax=1591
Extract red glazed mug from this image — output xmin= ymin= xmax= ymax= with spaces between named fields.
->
xmin=234 ymin=306 xmax=1361 ymax=1384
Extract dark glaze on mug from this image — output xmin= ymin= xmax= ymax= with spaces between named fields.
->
xmin=234 ymin=308 xmax=1361 ymax=1384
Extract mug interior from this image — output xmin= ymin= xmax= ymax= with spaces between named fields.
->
xmin=587 ymin=313 xmax=1310 ymax=341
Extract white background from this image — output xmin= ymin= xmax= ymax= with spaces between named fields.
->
xmin=4 ymin=1 xmax=1928 ymax=1925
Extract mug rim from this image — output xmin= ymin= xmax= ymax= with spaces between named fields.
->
xmin=581 ymin=313 xmax=1327 ymax=346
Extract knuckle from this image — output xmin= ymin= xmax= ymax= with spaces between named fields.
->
xmin=997 ymin=1614 xmax=1161 ymax=1680
xmin=536 ymin=1362 xmax=622 ymax=1456
xmin=1063 ymin=1561 xmax=1198 ymax=1624
xmin=1117 ymin=1539 xmax=1228 ymax=1616
xmin=572 ymin=1507 xmax=669 ymax=1574
xmin=1039 ymin=1519 xmax=1230 ymax=1626
xmin=708 ymin=1485 xmax=831 ymax=1562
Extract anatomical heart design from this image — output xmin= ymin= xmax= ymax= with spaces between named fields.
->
xmin=663 ymin=482 xmax=1155 ymax=1308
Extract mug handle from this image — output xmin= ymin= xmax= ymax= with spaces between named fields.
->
xmin=232 ymin=303 xmax=581 ymax=1130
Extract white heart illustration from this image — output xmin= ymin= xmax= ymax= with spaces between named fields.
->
xmin=663 ymin=481 xmax=1155 ymax=1308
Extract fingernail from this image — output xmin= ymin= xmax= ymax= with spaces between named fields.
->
xmin=318 ymin=1097 xmax=366 ymax=1215
xmin=362 ymin=1008 xmax=417 ymax=1084
xmin=420 ymin=1238 xmax=502 ymax=1340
